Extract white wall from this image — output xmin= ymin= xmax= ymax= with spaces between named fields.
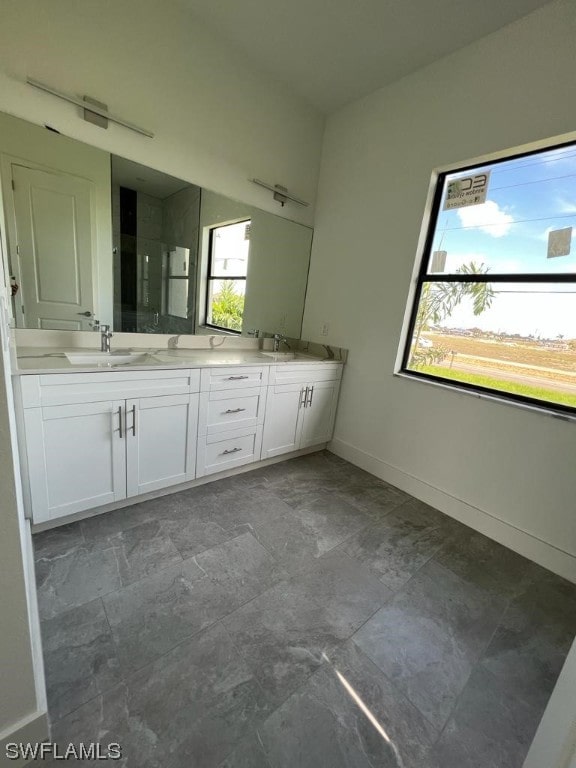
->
xmin=0 ymin=240 xmax=48 ymax=757
xmin=303 ymin=0 xmax=576 ymax=579
xmin=0 ymin=0 xmax=323 ymax=227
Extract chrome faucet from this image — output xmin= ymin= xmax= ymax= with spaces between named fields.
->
xmin=273 ymin=333 xmax=290 ymax=352
xmin=100 ymin=324 xmax=113 ymax=352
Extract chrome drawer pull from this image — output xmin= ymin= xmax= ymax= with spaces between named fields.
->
xmin=226 ymin=375 xmax=250 ymax=380
xmin=224 ymin=408 xmax=246 ymax=414
xmin=222 ymin=447 xmax=242 ymax=455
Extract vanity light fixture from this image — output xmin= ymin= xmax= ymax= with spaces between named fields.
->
xmin=26 ymin=78 xmax=154 ymax=138
xmin=250 ymin=178 xmax=309 ymax=207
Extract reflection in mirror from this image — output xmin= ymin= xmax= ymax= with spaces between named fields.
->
xmin=111 ymin=156 xmax=200 ymax=333
xmin=0 ymin=110 xmax=313 ymax=338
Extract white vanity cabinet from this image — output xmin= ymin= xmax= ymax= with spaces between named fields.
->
xmin=18 ymin=369 xmax=200 ymax=523
xmin=16 ymin=359 xmax=343 ymax=526
xmin=261 ymin=363 xmax=342 ymax=459
xmin=196 ymin=366 xmax=268 ymax=477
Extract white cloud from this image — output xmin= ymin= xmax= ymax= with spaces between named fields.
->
xmin=556 ymin=197 xmax=576 ymax=214
xmin=457 ymin=200 xmax=514 ymax=238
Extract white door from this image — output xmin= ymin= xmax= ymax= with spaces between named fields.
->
xmin=12 ymin=164 xmax=95 ymax=330
xmin=23 ymin=400 xmax=126 ymax=523
xmin=125 ymin=393 xmax=199 ymax=497
xmin=261 ymin=382 xmax=306 ymax=459
xmin=300 ymin=380 xmax=340 ymax=448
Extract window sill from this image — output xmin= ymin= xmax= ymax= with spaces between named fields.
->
xmin=393 ymin=370 xmax=576 ymax=423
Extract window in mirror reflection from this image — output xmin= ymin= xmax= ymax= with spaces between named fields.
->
xmin=206 ymin=220 xmax=250 ymax=332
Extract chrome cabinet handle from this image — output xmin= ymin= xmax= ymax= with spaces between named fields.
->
xmin=307 ymin=386 xmax=314 ymax=407
xmin=117 ymin=406 xmax=123 ymax=438
xmin=300 ymin=387 xmax=308 ymax=407
xmin=224 ymin=408 xmax=246 ymax=414
xmin=222 ymin=447 xmax=242 ymax=455
xmin=226 ymin=375 xmax=249 ymax=380
xmin=130 ymin=405 xmax=136 ymax=436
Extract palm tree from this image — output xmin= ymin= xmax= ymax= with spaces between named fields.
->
xmin=410 ymin=261 xmax=495 ymax=367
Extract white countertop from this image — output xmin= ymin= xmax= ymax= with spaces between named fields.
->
xmin=13 ymin=346 xmax=342 ymax=375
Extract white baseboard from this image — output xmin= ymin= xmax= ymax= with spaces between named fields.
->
xmin=329 ymin=437 xmax=576 ymax=584
xmin=0 ymin=710 xmax=49 ymax=767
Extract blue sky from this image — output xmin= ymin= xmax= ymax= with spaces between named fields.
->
xmin=424 ymin=144 xmax=576 ymax=338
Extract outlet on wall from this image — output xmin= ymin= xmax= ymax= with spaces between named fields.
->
xmin=320 ymin=322 xmax=329 ymax=336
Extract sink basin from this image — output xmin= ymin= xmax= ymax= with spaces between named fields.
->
xmin=260 ymin=351 xmax=296 ymax=360
xmin=65 ymin=350 xmax=148 ymax=365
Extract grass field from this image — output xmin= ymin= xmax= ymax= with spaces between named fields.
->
xmin=420 ymin=364 xmax=576 ymax=408
xmin=427 ymin=333 xmax=576 ymax=373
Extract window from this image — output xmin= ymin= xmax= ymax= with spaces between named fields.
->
xmin=402 ymin=140 xmax=576 ymax=415
xmin=205 ymin=220 xmax=250 ymax=332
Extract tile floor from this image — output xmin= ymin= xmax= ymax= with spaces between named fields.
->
xmin=33 ymin=451 xmax=576 ymax=767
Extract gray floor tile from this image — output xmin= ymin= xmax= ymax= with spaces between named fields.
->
xmin=207 ymin=487 xmax=295 ymax=532
xmin=259 ymin=641 xmax=436 ymax=768
xmin=353 ymin=560 xmax=506 ymax=730
xmin=247 ymin=493 xmax=372 ymax=573
xmin=219 ymin=735 xmax=271 ymax=768
xmin=222 ymin=552 xmax=390 ymax=703
xmin=425 ymin=665 xmax=543 ymax=768
xmin=433 ymin=528 xmax=530 ymax=598
xmin=36 ymin=538 xmax=123 ymax=620
xmin=195 ymin=531 xmax=283 ymax=604
xmin=479 ymin=563 xmax=576 ymax=710
xmin=35 ymin=451 xmax=576 ymax=767
xmin=341 ymin=499 xmax=460 ymax=590
xmin=293 ymin=551 xmax=391 ymax=637
xmin=110 ymin=520 xmax=183 ymax=586
xmin=333 ymin=482 xmax=409 ymax=520
xmin=161 ymin=504 xmax=237 ymax=559
xmin=33 ymin=523 xmax=85 ymax=560
xmin=50 ymin=623 xmax=271 ymax=767
xmin=41 ymin=598 xmax=120 ymax=721
xmin=103 ymin=557 xmax=237 ymax=674
xmin=79 ymin=503 xmax=157 ymax=541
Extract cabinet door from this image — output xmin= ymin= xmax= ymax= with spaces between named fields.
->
xmin=261 ymin=383 xmax=306 ymax=459
xmin=300 ymin=380 xmax=340 ymax=448
xmin=24 ymin=400 xmax=126 ymax=523
xmin=125 ymin=393 xmax=199 ymax=497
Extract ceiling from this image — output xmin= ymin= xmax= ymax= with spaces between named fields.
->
xmin=182 ymin=0 xmax=553 ymax=113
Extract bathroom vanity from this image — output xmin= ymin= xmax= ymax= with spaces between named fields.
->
xmin=13 ymin=350 xmax=343 ymax=526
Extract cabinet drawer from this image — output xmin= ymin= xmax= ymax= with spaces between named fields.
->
xmin=20 ymin=369 xmax=201 ymax=407
xmin=200 ymin=366 xmax=268 ymax=392
xmin=270 ymin=363 xmax=342 ymax=386
xmin=196 ymin=425 xmax=263 ymax=477
xmin=198 ymin=387 xmax=266 ymax=435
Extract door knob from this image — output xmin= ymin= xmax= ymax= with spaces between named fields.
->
xmin=77 ymin=310 xmax=93 ymax=317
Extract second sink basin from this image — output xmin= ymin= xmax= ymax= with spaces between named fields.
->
xmin=65 ymin=350 xmax=148 ymax=365
xmin=260 ymin=351 xmax=296 ymax=360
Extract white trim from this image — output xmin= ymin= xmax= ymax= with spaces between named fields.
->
xmin=394 ymin=370 xmax=576 ymax=424
xmin=329 ymin=436 xmax=576 ymax=584
xmin=0 ymin=710 xmax=49 ymax=758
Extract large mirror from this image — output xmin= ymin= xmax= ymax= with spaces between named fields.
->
xmin=0 ymin=110 xmax=313 ymax=337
